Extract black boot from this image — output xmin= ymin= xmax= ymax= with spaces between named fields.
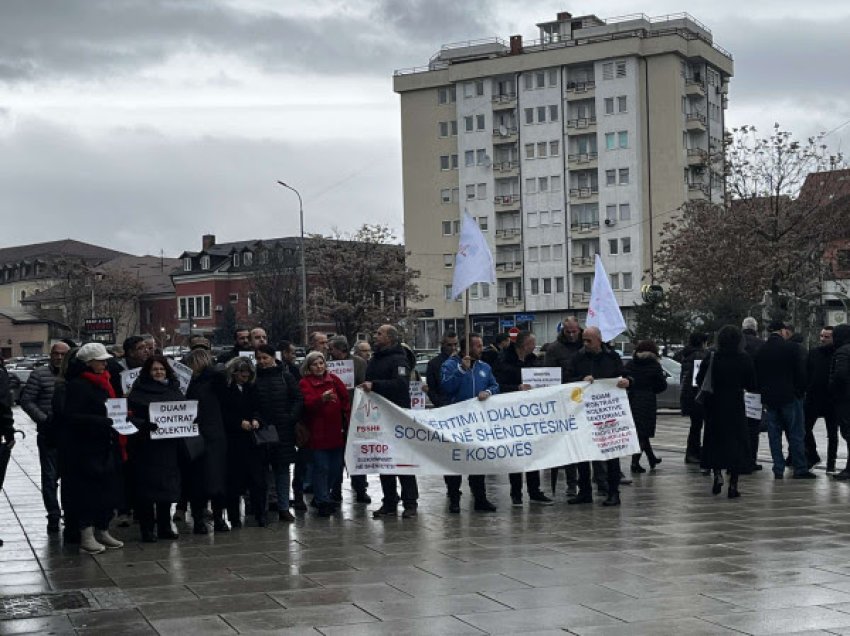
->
xmin=140 ymin=524 xmax=157 ymax=543
xmin=448 ymin=496 xmax=461 ymax=514
xmin=712 ymin=471 xmax=724 ymax=495
xmin=602 ymin=492 xmax=621 ymax=506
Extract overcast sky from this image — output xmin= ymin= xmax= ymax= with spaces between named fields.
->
xmin=1 ymin=0 xmax=848 ymax=257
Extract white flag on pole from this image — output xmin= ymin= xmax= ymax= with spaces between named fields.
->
xmin=586 ymin=254 xmax=627 ymax=342
xmin=451 ymin=211 xmax=495 ymax=299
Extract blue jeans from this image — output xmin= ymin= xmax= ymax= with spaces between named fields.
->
xmin=766 ymin=399 xmax=807 ymax=475
xmin=312 ymin=448 xmax=343 ymax=505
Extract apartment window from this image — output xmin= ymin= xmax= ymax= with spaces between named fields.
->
xmin=476 ymin=114 xmax=485 ymax=130
xmin=466 ymin=184 xmax=476 ymax=200
xmin=538 ymin=177 xmax=549 ymax=192
xmin=622 ymin=237 xmax=632 ymax=253
xmin=475 ymin=80 xmax=484 ymax=96
xmin=618 ymin=96 xmax=627 ymax=112
xmin=622 ymin=272 xmax=633 ymax=289
xmin=442 ymin=220 xmax=452 ymax=235
xmin=606 ymin=205 xmax=617 ymax=222
xmin=609 ymin=239 xmax=619 ymax=255
xmin=438 ymin=86 xmax=456 ymax=104
xmin=618 ymin=131 xmax=628 ymax=148
xmin=444 ymin=285 xmax=453 ymax=300
xmin=453 ymin=219 xmax=461 ymax=233
xmin=524 ymin=74 xmax=533 ymax=90
xmin=540 ymin=210 xmax=550 ymax=226
xmin=605 ymin=133 xmax=615 ymax=150
xmin=464 ymin=116 xmax=474 ymax=132
xmin=464 ymin=150 xmax=474 ymax=166
xmin=476 ymin=149 xmax=487 ymax=165
xmin=183 ymin=257 xmax=192 ymax=271
xmin=477 ymin=183 xmax=487 ymax=199
xmin=463 ymin=82 xmax=474 ymax=98
xmin=450 ymin=120 xmax=458 ymax=135
xmin=527 ymin=212 xmax=538 ymax=227
xmin=550 ymin=140 xmax=560 ymax=156
xmin=543 ymin=278 xmax=552 ymax=294
xmin=606 ymin=169 xmax=616 ymax=186
xmin=232 ymin=253 xmax=241 ymax=267
xmin=548 ymin=69 xmax=558 ymax=86
xmin=619 ymin=168 xmax=630 ymax=185
xmin=441 ymin=188 xmax=451 ymax=203
xmin=531 ymin=278 xmax=540 ymax=295
xmin=259 ymin=251 xmax=269 ymax=265
xmin=178 ymin=295 xmax=211 ymax=319
xmin=541 ymin=245 xmax=551 ymax=261
xmin=243 ymin=252 xmax=253 ymax=266
xmin=229 ymin=293 xmax=239 ymax=304
xmin=619 ymin=203 xmax=631 ymax=220
xmin=553 ymin=244 xmax=563 ymax=260
xmin=552 ymin=209 xmax=563 ymax=225
xmin=525 ymin=108 xmax=534 ymax=124
xmin=528 ymin=246 xmax=539 ymax=261
xmin=604 ymin=97 xmax=614 ymax=115
xmin=443 ymin=254 xmax=454 ymax=268
xmin=537 ymin=142 xmax=548 ymax=158
xmin=470 ymin=284 xmax=479 ymax=300
xmin=610 ymin=274 xmax=620 ymax=290
xmin=555 ymin=277 xmax=564 ymax=293
xmin=525 ymin=143 xmax=535 ymax=159
xmin=537 ymin=106 xmax=546 ymax=123
xmin=616 ymin=61 xmax=627 ymax=78
xmin=451 ymin=187 xmax=460 ymax=202
xmin=200 ymin=255 xmax=210 ymax=270
xmin=440 ymin=155 xmax=450 ymax=170
xmin=549 ymin=105 xmax=559 ymax=121
xmin=535 ymin=72 xmax=545 ymax=88
xmin=478 ymin=215 xmax=488 ymax=231
xmin=481 ymin=282 xmax=490 ymax=298
xmin=525 ymin=178 xmax=536 ymax=194
xmin=451 ymin=154 xmax=458 ymax=169
xmin=602 ymin=62 xmax=614 ymax=80
xmin=582 ymin=275 xmax=592 ymax=293
xmin=439 ymin=121 xmax=449 ymax=137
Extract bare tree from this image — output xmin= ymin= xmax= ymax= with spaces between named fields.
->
xmin=248 ymin=243 xmax=303 ymax=344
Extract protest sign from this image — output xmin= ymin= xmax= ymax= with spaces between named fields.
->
xmin=345 ymin=379 xmax=639 ymax=475
xmin=167 ymin=359 xmax=193 ymax=395
xmin=238 ymin=351 xmax=256 ymax=362
xmin=120 ymin=368 xmax=141 ymax=395
xmin=744 ymin=392 xmax=763 ymax=419
xmin=106 ymin=398 xmax=137 ymax=435
xmin=327 ymin=359 xmax=355 ymax=389
xmin=149 ymin=401 xmax=200 ymax=439
xmin=409 ymin=380 xmax=427 ymax=410
xmin=521 ymin=367 xmax=561 ymax=388
xmin=692 ymin=359 xmax=702 ymax=387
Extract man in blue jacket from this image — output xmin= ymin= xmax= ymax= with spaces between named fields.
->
xmin=440 ymin=333 xmax=499 ymax=513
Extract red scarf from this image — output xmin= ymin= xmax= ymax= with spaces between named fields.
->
xmin=81 ymin=370 xmax=127 ymax=460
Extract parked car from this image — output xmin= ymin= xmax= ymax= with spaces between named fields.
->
xmin=7 ymin=368 xmax=31 ymax=404
xmin=621 ymin=355 xmax=682 ymax=410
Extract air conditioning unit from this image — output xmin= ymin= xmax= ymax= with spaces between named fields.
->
xmin=604 ymin=218 xmax=616 ymax=226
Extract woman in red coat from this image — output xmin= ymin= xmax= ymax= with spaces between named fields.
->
xmin=299 ymin=351 xmax=350 ymax=517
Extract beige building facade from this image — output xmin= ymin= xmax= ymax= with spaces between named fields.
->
xmin=394 ymin=12 xmax=733 ymax=347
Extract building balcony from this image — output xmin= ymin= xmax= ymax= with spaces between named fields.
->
xmin=494 ymin=228 xmax=522 ymax=245
xmin=565 ymin=116 xmax=597 ymax=132
xmin=493 ymin=126 xmax=518 ymax=143
xmin=570 ymin=255 xmax=595 ymax=270
xmin=495 ymin=261 xmax=522 ymax=274
xmin=687 ymin=148 xmax=708 ymax=166
xmin=570 ymin=221 xmax=600 ymax=235
xmin=568 ymin=186 xmax=599 ymax=201
xmin=571 ymin=292 xmax=590 ymax=305
xmin=494 ymin=194 xmax=521 ymax=210
xmin=497 ymin=296 xmax=522 ymax=307
xmin=565 ymin=80 xmax=595 ymax=99
xmin=686 ymin=113 xmax=707 ymax=131
xmin=568 ymin=152 xmax=598 ymax=168
xmin=491 ymin=93 xmax=517 ymax=110
xmin=685 ymin=79 xmax=705 ymax=97
xmin=687 ymin=182 xmax=710 ymax=200
xmin=493 ymin=160 xmax=519 ymax=175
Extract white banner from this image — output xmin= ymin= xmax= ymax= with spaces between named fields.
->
xmin=521 ymin=367 xmax=561 ymax=388
xmin=149 ymin=400 xmax=200 ymax=439
xmin=120 ymin=368 xmax=141 ymax=396
xmin=344 ymin=379 xmax=640 ymax=475
xmin=167 ymin=359 xmax=193 ymax=395
xmin=106 ymin=398 xmax=138 ymax=435
xmin=327 ymin=359 xmax=355 ymax=389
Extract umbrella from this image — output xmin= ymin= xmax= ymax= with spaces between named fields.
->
xmin=0 ymin=429 xmax=25 ymax=493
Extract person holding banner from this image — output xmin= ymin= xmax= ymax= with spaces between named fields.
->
xmin=564 ymin=326 xmax=631 ymax=506
xmin=299 ymin=351 xmax=350 ymax=517
xmin=425 ymin=331 xmax=459 ymax=408
xmin=63 ymin=343 xmax=125 ymax=555
xmin=365 ymin=324 xmax=418 ymax=519
xmin=494 ymin=331 xmax=555 ymax=507
xmin=126 ymin=356 xmax=183 ymax=542
xmin=440 ymin=333 xmax=499 ymax=513
xmin=624 ymin=341 xmax=667 ymax=473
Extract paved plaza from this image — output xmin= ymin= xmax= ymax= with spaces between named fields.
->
xmin=2 ymin=407 xmax=850 ymax=635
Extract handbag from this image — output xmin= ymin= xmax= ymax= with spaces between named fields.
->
xmin=694 ymin=351 xmax=715 ymax=405
xmin=252 ymin=424 xmax=279 ymax=446
xmin=295 ymin=421 xmax=310 ymax=449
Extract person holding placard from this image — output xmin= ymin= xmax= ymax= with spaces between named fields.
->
xmin=679 ymin=332 xmax=709 ymax=465
xmin=624 ymin=341 xmax=667 ymax=474
xmin=63 ymin=343 xmax=125 ymax=555
xmin=127 ymin=356 xmax=183 ymax=542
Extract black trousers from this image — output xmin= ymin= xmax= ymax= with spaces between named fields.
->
xmin=444 ymin=475 xmax=486 ymax=501
xmin=509 ymin=470 xmax=541 ymax=496
xmin=804 ymin=402 xmax=838 ymax=466
xmin=379 ymin=474 xmax=418 ymax=509
xmin=747 ymin=417 xmax=761 ymax=467
xmin=136 ymin=499 xmax=173 ymax=532
xmin=577 ymin=458 xmax=621 ymax=496
xmin=292 ymin=447 xmax=311 ymax=496
xmin=686 ymin=405 xmax=704 ymax=456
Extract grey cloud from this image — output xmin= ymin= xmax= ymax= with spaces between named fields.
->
xmin=0 ymin=118 xmax=402 ymax=256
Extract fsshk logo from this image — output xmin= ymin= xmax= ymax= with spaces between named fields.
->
xmin=355 ymin=398 xmax=381 ymax=423
xmin=458 ymin=241 xmax=478 ymax=260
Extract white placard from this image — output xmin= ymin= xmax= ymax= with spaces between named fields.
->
xmin=692 ymin=359 xmax=703 ymax=387
xmin=521 ymin=367 xmax=561 ymax=388
xmin=327 ymin=359 xmax=355 ymax=389
xmin=238 ymin=351 xmax=256 ymax=362
xmin=409 ymin=380 xmax=427 ymax=410
xmin=120 ymin=368 xmax=141 ymax=395
xmin=744 ymin=392 xmax=762 ymax=419
xmin=106 ymin=397 xmax=137 ymax=435
xmin=149 ymin=401 xmax=200 ymax=439
xmin=167 ymin=359 xmax=193 ymax=395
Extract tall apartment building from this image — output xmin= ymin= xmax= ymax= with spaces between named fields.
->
xmin=394 ymin=12 xmax=733 ymax=348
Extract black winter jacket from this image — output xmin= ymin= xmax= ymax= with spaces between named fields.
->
xmin=830 ymin=344 xmax=850 ymax=406
xmin=425 ymin=351 xmax=451 ymax=406
xmin=624 ymin=353 xmax=667 ymax=438
xmin=679 ymin=347 xmax=708 ymax=415
xmin=755 ymin=333 xmax=807 ymax=408
xmin=254 ymin=363 xmax=304 ymax=460
xmin=365 ymin=344 xmax=411 ymax=408
xmin=493 ymin=344 xmax=537 ymax=393
xmin=565 ymin=345 xmax=626 ymax=382
xmin=186 ymin=367 xmax=229 ymax=498
xmin=21 ymin=365 xmax=59 ymax=434
xmin=807 ymin=344 xmax=835 ymax=408
xmin=543 ymin=332 xmax=583 ymax=378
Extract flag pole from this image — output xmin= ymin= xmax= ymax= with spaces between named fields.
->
xmin=464 ymin=289 xmax=471 ymax=355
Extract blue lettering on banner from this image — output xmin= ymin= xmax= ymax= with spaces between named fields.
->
xmin=465 ymin=442 xmax=533 ymax=460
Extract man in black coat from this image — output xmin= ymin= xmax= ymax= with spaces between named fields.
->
xmin=494 ymin=331 xmax=554 ymax=507
xmin=742 ymin=317 xmax=765 ymax=471
xmin=805 ymin=326 xmax=838 ymax=471
xmin=216 ymin=327 xmax=253 ymax=365
xmin=364 ymin=324 xmax=418 ymax=518
xmin=754 ymin=320 xmax=815 ymax=479
xmin=564 ymin=326 xmax=632 ymax=506
xmin=480 ymin=333 xmax=509 ymax=368
xmin=828 ymin=324 xmax=850 ymax=479
xmin=425 ymin=331 xmax=459 ymax=408
xmin=679 ymin=332 xmax=708 ymax=464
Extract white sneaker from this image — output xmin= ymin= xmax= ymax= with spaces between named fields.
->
xmin=96 ymin=530 xmax=124 ymax=550
xmin=80 ymin=527 xmax=105 ymax=555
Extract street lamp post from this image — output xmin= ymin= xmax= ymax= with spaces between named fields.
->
xmin=276 ymin=180 xmax=309 ymax=346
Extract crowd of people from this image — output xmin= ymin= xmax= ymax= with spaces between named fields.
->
xmin=0 ymin=314 xmax=845 ymax=555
